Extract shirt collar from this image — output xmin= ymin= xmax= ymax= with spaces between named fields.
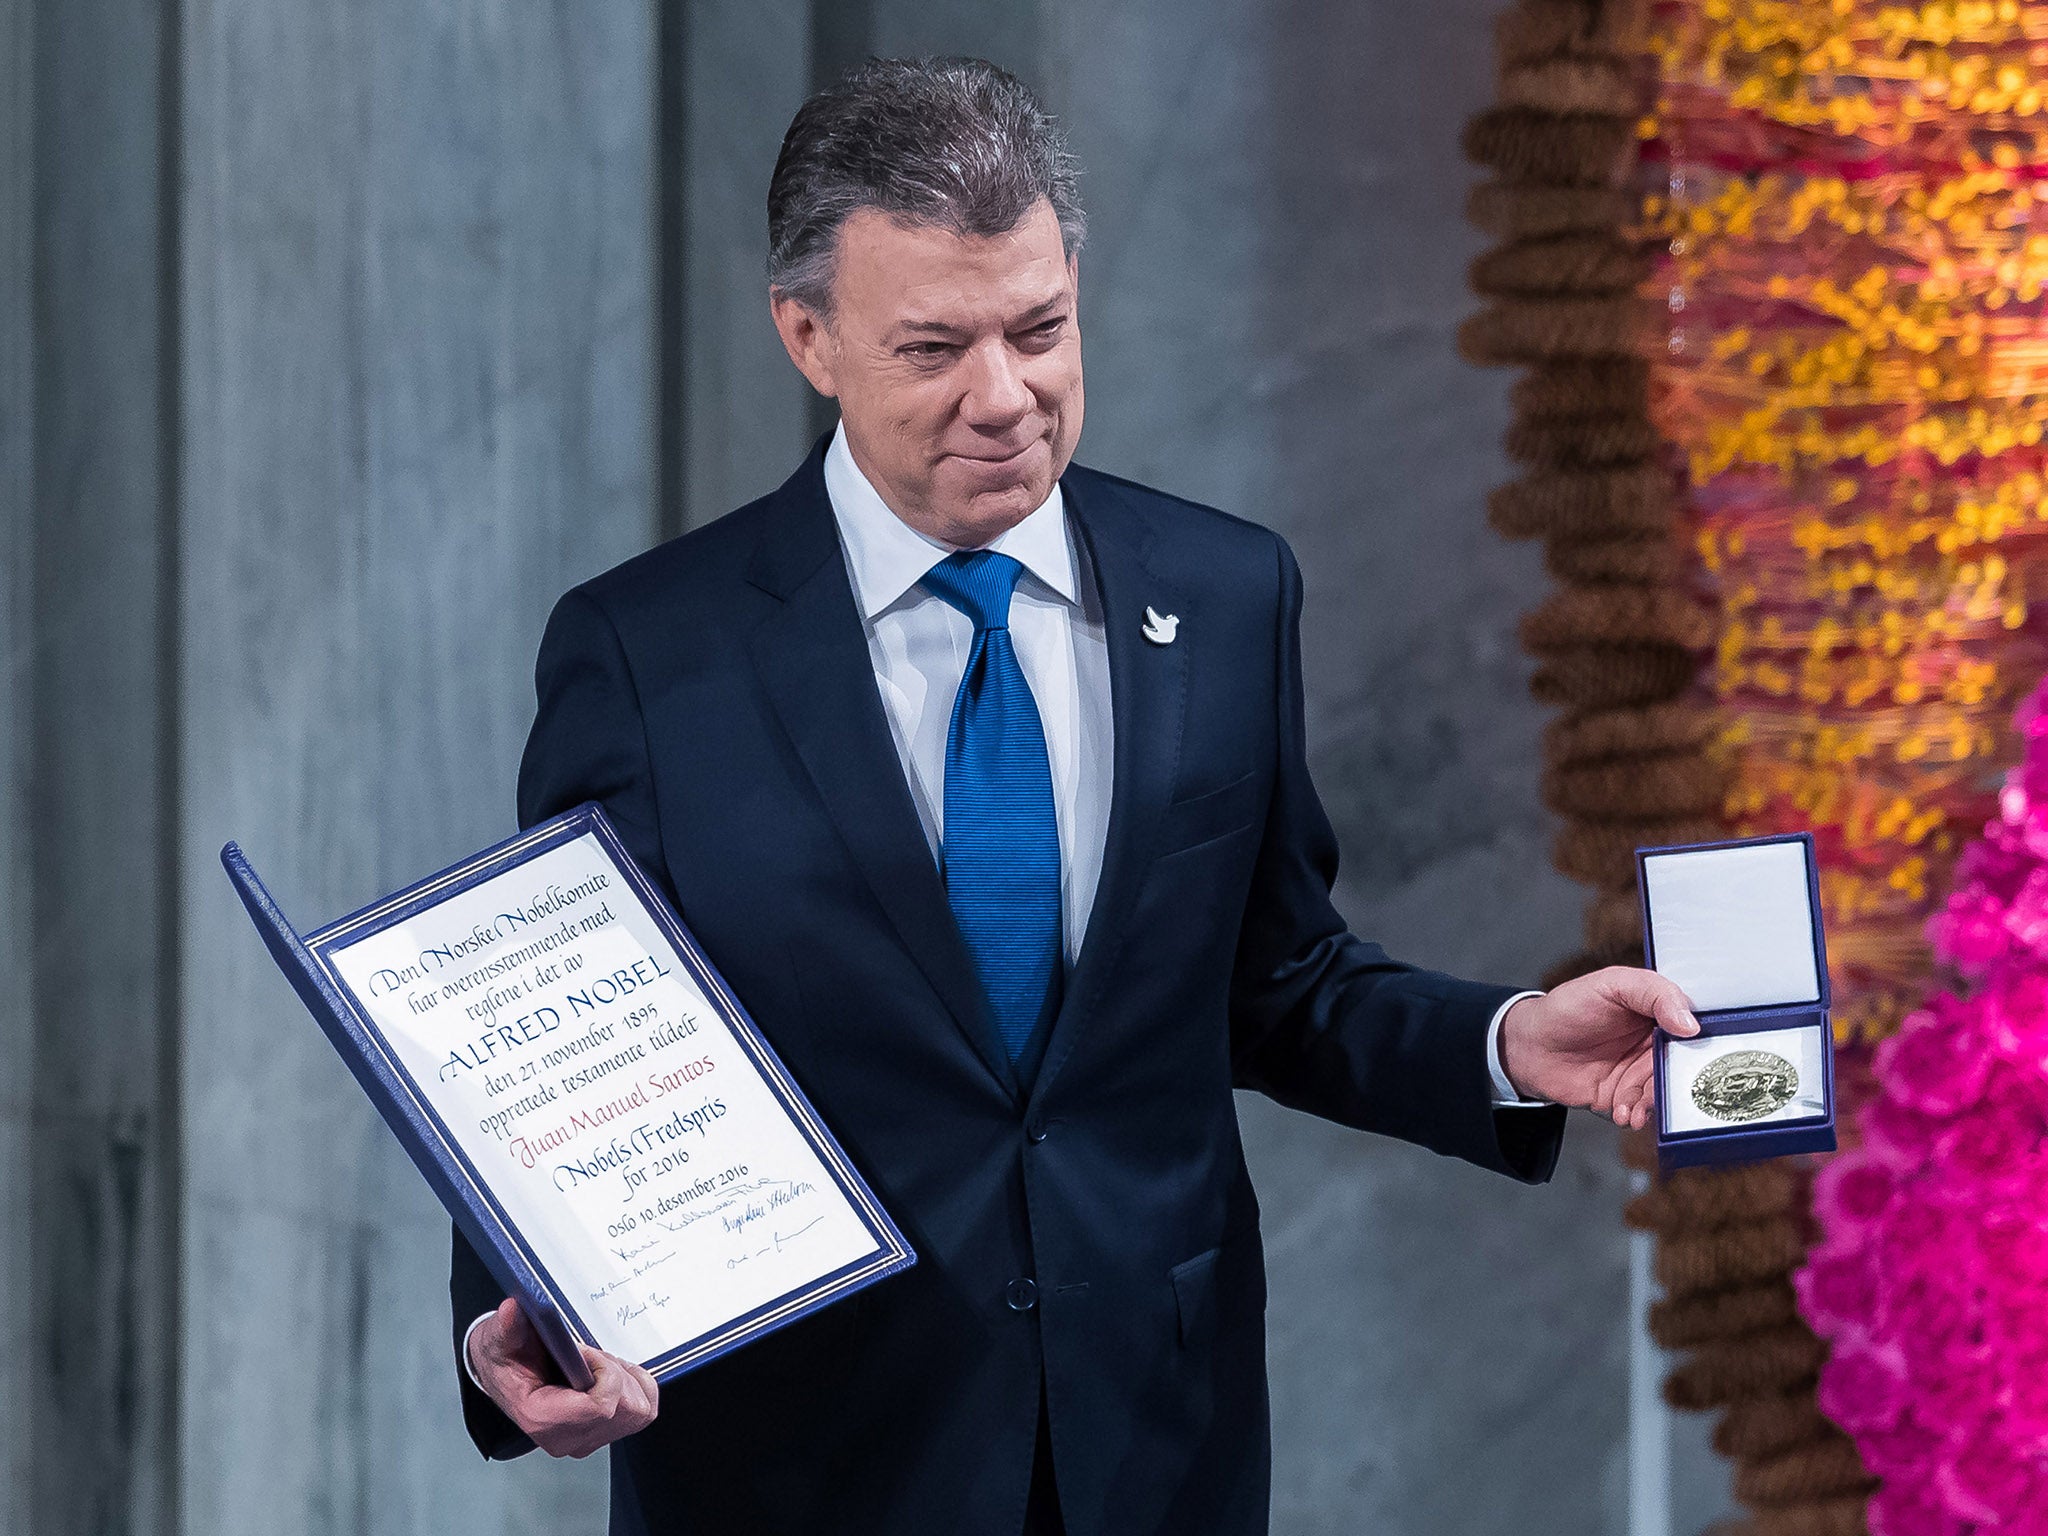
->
xmin=823 ymin=420 xmax=1077 ymax=622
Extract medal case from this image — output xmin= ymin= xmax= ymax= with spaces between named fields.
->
xmin=1636 ymin=831 xmax=1837 ymax=1171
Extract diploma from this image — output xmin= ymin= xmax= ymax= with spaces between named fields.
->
xmin=222 ymin=803 xmax=914 ymax=1387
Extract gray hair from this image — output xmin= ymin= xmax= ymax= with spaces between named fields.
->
xmin=767 ymin=56 xmax=1086 ymax=316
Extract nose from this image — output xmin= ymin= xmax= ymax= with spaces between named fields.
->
xmin=959 ymin=338 xmax=1034 ymax=429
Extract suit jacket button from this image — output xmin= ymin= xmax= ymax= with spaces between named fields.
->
xmin=1006 ymin=1278 xmax=1038 ymax=1312
xmin=1025 ymin=1119 xmax=1049 ymax=1144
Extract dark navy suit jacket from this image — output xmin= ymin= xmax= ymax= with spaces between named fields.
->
xmin=451 ymin=438 xmax=1568 ymax=1535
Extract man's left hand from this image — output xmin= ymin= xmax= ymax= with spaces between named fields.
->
xmin=1497 ymin=967 xmax=1699 ymax=1130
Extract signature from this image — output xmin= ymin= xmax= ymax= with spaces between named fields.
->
xmin=613 ymin=1292 xmax=674 ymax=1327
xmin=776 ymin=1216 xmax=823 ymax=1250
xmin=656 ymin=1179 xmax=817 ymax=1238
xmin=725 ymin=1213 xmax=827 ymax=1270
xmin=587 ymin=1245 xmax=680 ymax=1304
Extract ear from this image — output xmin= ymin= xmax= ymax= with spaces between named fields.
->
xmin=769 ymin=289 xmax=840 ymax=400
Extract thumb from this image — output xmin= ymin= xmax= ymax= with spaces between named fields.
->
xmin=496 ymin=1296 xmax=539 ymax=1357
xmin=1600 ymin=966 xmax=1699 ymax=1038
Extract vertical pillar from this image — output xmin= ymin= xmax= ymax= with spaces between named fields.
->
xmin=0 ymin=1 xmax=34 ymax=1529
xmin=27 ymin=2 xmax=182 ymax=1532
xmin=175 ymin=2 xmax=655 ymax=1530
xmin=1629 ymin=1176 xmax=1672 ymax=1536
xmin=677 ymin=0 xmax=814 ymax=530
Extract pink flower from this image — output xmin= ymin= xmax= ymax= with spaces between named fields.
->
xmin=1795 ymin=1247 xmax=1877 ymax=1331
xmin=1818 ymin=1342 xmax=1911 ymax=1435
xmin=1935 ymin=1434 xmax=2044 ymax=1524
xmin=1934 ymin=1109 xmax=2030 ymax=1190
xmin=1934 ymin=883 xmax=2016 ymax=970
xmin=1878 ymin=1008 xmax=1991 ymax=1117
xmin=2004 ymin=867 xmax=2048 ymax=964
xmin=1863 ymin=1092 xmax=1945 ymax=1172
xmin=2016 ymin=758 xmax=2048 ymax=848
xmin=1878 ymin=1195 xmax=1970 ymax=1284
xmin=1868 ymin=1479 xmax=1966 ymax=1536
xmin=1978 ymin=1217 xmax=2048 ymax=1289
xmin=1857 ymin=1413 xmax=1938 ymax=1481
xmin=1813 ymin=1153 xmax=1897 ymax=1245
xmin=1999 ymin=1500 xmax=2048 ymax=1536
xmin=1983 ymin=971 xmax=2048 ymax=1067
xmin=1996 ymin=1342 xmax=2048 ymax=1443
xmin=1916 ymin=1344 xmax=1998 ymax=1438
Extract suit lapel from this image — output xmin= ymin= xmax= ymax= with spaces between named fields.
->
xmin=1029 ymin=471 xmax=1188 ymax=1106
xmin=743 ymin=450 xmax=1023 ymax=1100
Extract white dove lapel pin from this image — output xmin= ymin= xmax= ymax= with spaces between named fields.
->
xmin=1142 ymin=605 xmax=1179 ymax=645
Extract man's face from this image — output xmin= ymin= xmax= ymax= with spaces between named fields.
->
xmin=770 ymin=198 xmax=1084 ymax=548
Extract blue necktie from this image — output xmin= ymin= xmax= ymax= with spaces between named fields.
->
xmin=921 ymin=550 xmax=1063 ymax=1068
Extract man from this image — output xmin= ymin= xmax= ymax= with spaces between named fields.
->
xmin=453 ymin=56 xmax=1698 ymax=1535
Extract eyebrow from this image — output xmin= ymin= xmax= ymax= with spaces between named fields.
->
xmin=894 ymin=296 xmax=1070 ymax=339
xmin=1008 ymin=296 xmax=1068 ymax=326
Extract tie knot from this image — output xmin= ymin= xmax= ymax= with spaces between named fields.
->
xmin=921 ymin=549 xmax=1025 ymax=632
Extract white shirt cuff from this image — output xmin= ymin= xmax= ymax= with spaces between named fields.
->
xmin=462 ymin=1310 xmax=495 ymax=1391
xmin=1487 ymin=990 xmax=1548 ymax=1106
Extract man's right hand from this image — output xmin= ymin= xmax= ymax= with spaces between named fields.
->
xmin=468 ymin=1296 xmax=660 ymax=1458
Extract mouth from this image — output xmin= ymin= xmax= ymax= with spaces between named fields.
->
xmin=945 ymin=440 xmax=1042 ymax=470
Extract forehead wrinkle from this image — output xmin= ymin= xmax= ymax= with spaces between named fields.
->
xmin=885 ymin=272 xmax=1072 ymax=340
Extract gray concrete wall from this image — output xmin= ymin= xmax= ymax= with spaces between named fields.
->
xmin=172 ymin=4 xmax=652 ymax=1531
xmin=2 ymin=1 xmax=1656 ymax=1532
xmin=1040 ymin=6 xmax=1631 ymax=1531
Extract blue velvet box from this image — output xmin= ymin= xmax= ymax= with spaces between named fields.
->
xmin=1636 ymin=831 xmax=1838 ymax=1171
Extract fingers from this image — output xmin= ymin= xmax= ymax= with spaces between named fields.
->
xmin=627 ymin=1359 xmax=661 ymax=1412
xmin=1597 ymin=966 xmax=1699 ymax=1039
xmin=1585 ymin=1035 xmax=1658 ymax=1129
xmin=475 ymin=1315 xmax=659 ymax=1458
xmin=583 ymin=1348 xmax=628 ymax=1418
xmin=585 ymin=1346 xmax=661 ymax=1426
xmin=521 ymin=1350 xmax=660 ymax=1459
xmin=1608 ymin=1049 xmax=1656 ymax=1130
xmin=1624 ymin=1073 xmax=1657 ymax=1130
xmin=1591 ymin=967 xmax=1686 ymax=1128
xmin=1588 ymin=1055 xmax=1619 ymax=1118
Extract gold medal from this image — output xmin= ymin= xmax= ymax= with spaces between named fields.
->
xmin=1690 ymin=1048 xmax=1799 ymax=1124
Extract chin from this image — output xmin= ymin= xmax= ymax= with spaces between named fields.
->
xmin=946 ymin=482 xmax=1047 ymax=546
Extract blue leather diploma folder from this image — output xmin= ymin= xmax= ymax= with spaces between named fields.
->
xmin=223 ymin=802 xmax=914 ymax=1387
xmin=1637 ymin=830 xmax=1838 ymax=1172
